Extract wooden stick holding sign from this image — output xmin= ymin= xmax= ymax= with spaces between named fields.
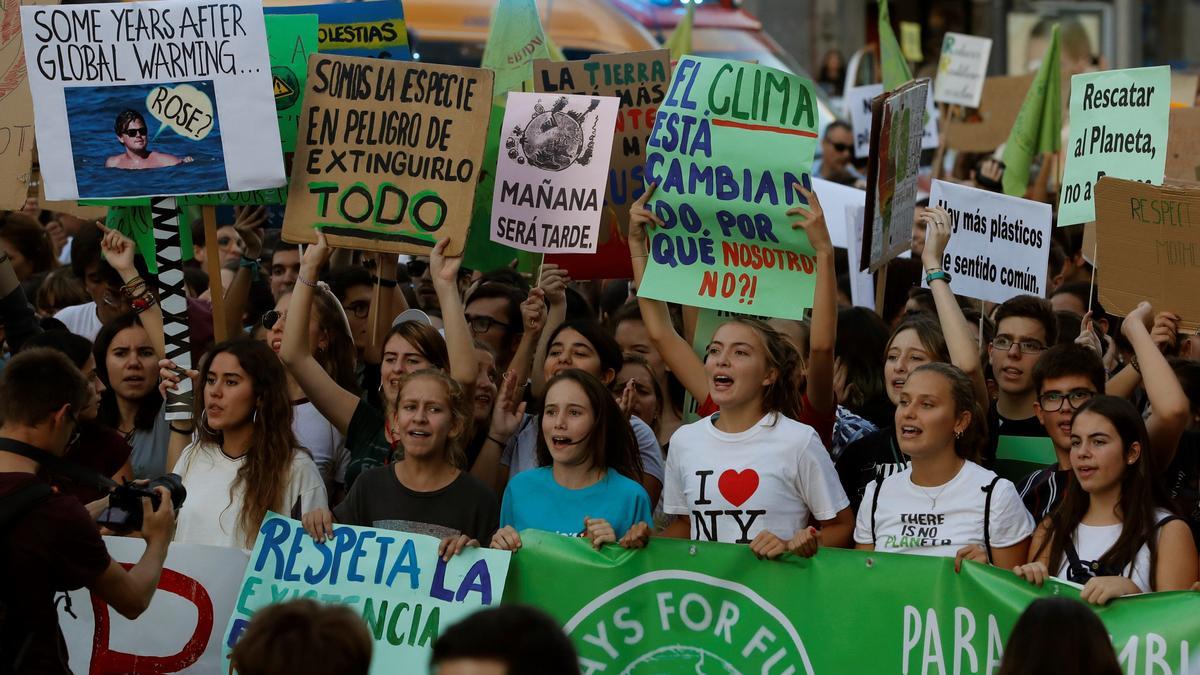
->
xmin=931 ymin=103 xmax=952 ymax=180
xmin=201 ymin=206 xmax=228 ymax=342
xmin=151 ymin=197 xmax=193 ymax=420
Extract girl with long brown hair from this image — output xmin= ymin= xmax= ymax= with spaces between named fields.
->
xmin=161 ymin=339 xmax=327 ymax=549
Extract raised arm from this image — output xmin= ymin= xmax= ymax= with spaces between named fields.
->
xmin=919 ymin=208 xmax=989 ymax=407
xmin=507 ymin=287 xmax=547 ymax=390
xmin=629 ymin=184 xmax=709 ymax=401
xmin=530 ymin=263 xmax=568 ymax=397
xmin=278 ymin=230 xmax=361 ymax=435
xmin=1121 ymin=302 xmax=1190 ymax=467
xmin=788 ymin=184 xmax=836 ymax=415
xmin=220 ymin=206 xmax=268 ymax=338
xmin=429 ymin=238 xmax=477 ymax=389
xmin=100 ymin=225 xmax=165 ymax=359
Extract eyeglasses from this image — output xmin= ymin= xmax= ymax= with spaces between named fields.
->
xmin=466 ymin=314 xmax=510 ymax=334
xmin=990 ymin=336 xmax=1047 ymax=355
xmin=122 ymin=127 xmax=147 ymax=138
xmin=345 ymin=301 xmax=371 ymax=319
xmin=828 ymin=141 xmax=853 ymax=153
xmin=262 ymin=310 xmax=285 ymax=330
xmin=1038 ymin=389 xmax=1095 ymax=412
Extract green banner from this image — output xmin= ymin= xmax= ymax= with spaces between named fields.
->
xmin=879 ymin=0 xmax=913 ymax=91
xmin=1000 ymin=25 xmax=1061 ymax=197
xmin=639 ymin=56 xmax=819 ymax=320
xmin=506 ymin=530 xmax=1200 ymax=673
xmin=224 ymin=514 xmax=512 ymax=675
xmin=266 ymin=14 xmax=319 ymax=153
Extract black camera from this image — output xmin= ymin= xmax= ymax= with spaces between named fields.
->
xmin=98 ymin=474 xmax=187 ymax=533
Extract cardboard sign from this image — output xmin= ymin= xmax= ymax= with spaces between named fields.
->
xmin=1095 ymin=177 xmax=1200 ymax=331
xmin=224 ymin=514 xmax=511 ymax=675
xmin=943 ymin=73 xmax=1034 ymax=152
xmin=926 ymin=179 xmax=1051 ymax=304
xmin=933 ymin=32 xmax=992 ymax=108
xmin=267 ymin=14 xmax=318 ymax=152
xmin=536 ymin=49 xmax=672 ymax=279
xmin=1059 ymin=66 xmax=1171 ymax=227
xmin=282 ymin=55 xmax=494 ymax=256
xmin=1165 ymin=107 xmax=1200 ymax=184
xmin=490 ymin=91 xmax=619 ymax=253
xmin=22 ymin=0 xmax=285 ymax=200
xmin=60 ymin=538 xmax=250 ymax=674
xmin=265 ymin=0 xmax=409 ymax=60
xmin=639 ymin=56 xmax=821 ymax=319
xmin=845 ymin=82 xmax=938 ymax=159
xmin=863 ymin=80 xmax=927 ymax=273
xmin=0 ymin=0 xmax=35 ymax=210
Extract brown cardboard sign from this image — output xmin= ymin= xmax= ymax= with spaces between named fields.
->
xmin=0 ymin=0 xmax=35 ymax=210
xmin=1095 ymin=177 xmax=1200 ymax=331
xmin=1165 ymin=107 xmax=1200 ymax=185
xmin=283 ymin=54 xmax=494 ymax=255
xmin=533 ymin=49 xmax=671 ymax=280
xmin=862 ymin=80 xmax=927 ymax=273
xmin=944 ymin=73 xmax=1035 ymax=152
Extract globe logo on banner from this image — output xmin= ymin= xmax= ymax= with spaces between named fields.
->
xmin=562 ymin=570 xmax=815 ymax=674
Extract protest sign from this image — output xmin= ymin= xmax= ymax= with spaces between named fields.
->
xmin=0 ymin=0 xmax=34 ymax=210
xmin=536 ymin=50 xmax=672 ymax=279
xmin=282 ymin=55 xmax=493 ymax=256
xmin=490 ymin=91 xmax=620 ymax=254
xmin=638 ymin=56 xmax=821 ymax=320
xmin=845 ymin=82 xmax=938 ymax=159
xmin=21 ymin=0 xmax=285 ymax=201
xmin=224 ymin=514 xmax=511 ymax=675
xmin=265 ymin=0 xmax=409 ymax=60
xmin=811 ymin=177 xmax=861 ymax=250
xmin=507 ymin=530 xmax=1200 ymax=673
xmin=863 ymin=80 xmax=927 ymax=273
xmin=900 ymin=21 xmax=923 ymax=62
xmin=1095 ymin=176 xmax=1200 ymax=332
xmin=1165 ymin=107 xmax=1200 ymax=184
xmin=1058 ymin=66 xmax=1171 ymax=227
xmin=926 ymin=179 xmax=1051 ymax=304
xmin=943 ymin=73 xmax=1034 ymax=152
xmin=266 ymin=14 xmax=317 ymax=152
xmin=844 ymin=203 xmax=875 ymax=310
xmin=933 ymin=32 xmax=992 ymax=108
xmin=60 ymin=537 xmax=249 ymax=674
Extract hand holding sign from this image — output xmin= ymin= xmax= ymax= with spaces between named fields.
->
xmin=627 ymin=182 xmax=662 ymax=255
xmin=787 ymin=184 xmax=831 ymax=255
xmin=919 ymin=206 xmax=953 ymax=270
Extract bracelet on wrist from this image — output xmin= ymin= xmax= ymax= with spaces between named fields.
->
xmin=169 ymin=424 xmax=191 ymax=435
xmin=1130 ymin=355 xmax=1141 ymax=374
xmin=372 ymin=275 xmax=398 ymax=288
xmin=130 ymin=291 xmax=157 ymax=313
xmin=487 ymin=434 xmax=509 ymax=446
xmin=925 ymin=270 xmax=951 ymax=285
xmin=297 ymin=274 xmax=319 ymax=289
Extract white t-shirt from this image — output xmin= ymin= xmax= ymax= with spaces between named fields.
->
xmin=1055 ymin=509 xmax=1171 ymax=593
xmin=663 ymin=412 xmax=849 ymax=543
xmin=293 ymin=400 xmax=346 ymax=484
xmin=855 ymin=461 xmax=1035 ymax=557
xmin=54 ymin=301 xmax=103 ymax=342
xmin=171 ymin=442 xmax=328 ymax=549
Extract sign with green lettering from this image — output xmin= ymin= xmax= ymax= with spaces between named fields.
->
xmin=1059 ymin=66 xmax=1171 ymax=227
xmin=507 ymin=530 xmax=1200 ymax=673
xmin=1096 ymin=177 xmax=1200 ymax=332
xmin=266 ymin=14 xmax=318 ymax=153
xmin=224 ymin=514 xmax=511 ymax=675
xmin=639 ymin=56 xmax=820 ymax=320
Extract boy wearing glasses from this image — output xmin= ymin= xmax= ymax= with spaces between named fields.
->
xmin=986 ymin=295 xmax=1057 ymax=474
xmin=105 ymin=109 xmax=191 ymax=170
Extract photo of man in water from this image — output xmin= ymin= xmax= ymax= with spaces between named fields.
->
xmin=105 ymin=109 xmax=193 ymax=170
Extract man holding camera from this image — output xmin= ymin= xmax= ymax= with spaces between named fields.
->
xmin=0 ymin=349 xmax=177 ymax=674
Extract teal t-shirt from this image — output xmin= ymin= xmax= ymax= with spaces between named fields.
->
xmin=500 ymin=467 xmax=653 ymax=538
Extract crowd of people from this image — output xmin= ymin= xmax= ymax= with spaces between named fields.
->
xmin=3 ymin=54 xmax=1200 ymax=675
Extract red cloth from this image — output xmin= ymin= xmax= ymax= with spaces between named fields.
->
xmin=697 ymin=392 xmax=836 ymax=450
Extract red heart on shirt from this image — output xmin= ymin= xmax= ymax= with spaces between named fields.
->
xmin=718 ymin=469 xmax=759 ymax=507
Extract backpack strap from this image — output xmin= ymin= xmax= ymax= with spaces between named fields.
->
xmin=870 ymin=472 xmax=885 ymax=543
xmin=0 ymin=482 xmax=52 ymax=531
xmin=981 ymin=476 xmax=1002 ymax=564
xmin=1062 ymin=533 xmax=1092 ymax=581
xmin=1155 ymin=514 xmax=1183 ymax=529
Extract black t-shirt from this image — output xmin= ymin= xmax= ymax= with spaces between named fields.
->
xmin=986 ymin=401 xmax=1051 ymax=472
xmin=835 ymin=426 xmax=908 ymax=513
xmin=334 ymin=464 xmax=499 ymax=543
xmin=1165 ymin=430 xmax=1200 ymax=541
xmin=1 ymin=472 xmax=111 ymax=674
xmin=47 ymin=424 xmax=131 ymax=504
xmin=1016 ymin=465 xmax=1070 ymax=522
xmin=343 ymin=401 xmax=398 ymax=489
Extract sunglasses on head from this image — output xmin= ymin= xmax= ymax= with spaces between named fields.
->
xmin=122 ymin=127 xmax=147 ymax=138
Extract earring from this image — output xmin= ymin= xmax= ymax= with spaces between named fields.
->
xmin=252 ymin=407 xmax=259 ymax=424
xmin=955 ymin=429 xmax=963 ymax=440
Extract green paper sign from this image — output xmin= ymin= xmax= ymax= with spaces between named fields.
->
xmin=639 ymin=56 xmax=819 ymax=320
xmin=223 ymin=514 xmax=511 ymax=675
xmin=994 ymin=434 xmax=1057 ymax=483
xmin=177 ymin=186 xmax=288 ymax=207
xmin=506 ymin=530 xmax=1200 ymax=673
xmin=106 ymin=205 xmax=194 ymax=274
xmin=266 ymin=14 xmax=318 ymax=153
xmin=1058 ymin=66 xmax=1171 ymax=227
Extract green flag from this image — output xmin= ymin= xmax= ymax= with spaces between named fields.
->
xmin=1001 ymin=24 xmax=1061 ymax=196
xmin=664 ymin=3 xmax=695 ymax=61
xmin=879 ymin=0 xmax=912 ymax=90
xmin=466 ymin=0 xmax=556 ymax=272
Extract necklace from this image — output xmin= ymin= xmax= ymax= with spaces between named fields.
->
xmin=916 ymin=480 xmax=951 ymax=509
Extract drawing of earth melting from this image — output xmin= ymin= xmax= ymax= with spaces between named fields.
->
xmin=506 ymin=96 xmax=601 ymax=171
xmin=619 ymin=646 xmax=740 ymax=674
